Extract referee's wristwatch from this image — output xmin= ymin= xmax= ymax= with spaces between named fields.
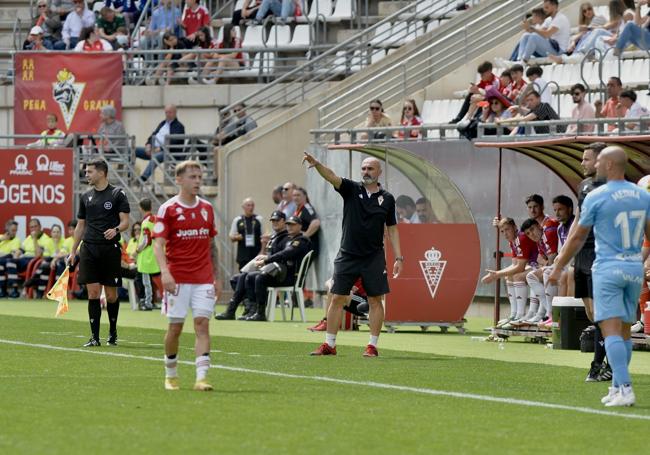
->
xmin=395 ymin=256 xmax=404 ymax=262
xmin=114 ymin=227 xmax=120 ymax=235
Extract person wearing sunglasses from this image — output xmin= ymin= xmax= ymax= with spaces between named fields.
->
xmin=566 ymin=83 xmax=596 ymax=134
xmin=276 ymin=182 xmax=297 ymax=219
xmin=397 ymin=99 xmax=422 ymax=139
xmin=362 ymin=100 xmax=392 ymax=140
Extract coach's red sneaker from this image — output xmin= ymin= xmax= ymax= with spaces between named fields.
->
xmin=308 ymin=319 xmax=327 ymax=332
xmin=363 ymin=344 xmax=379 ymax=357
xmin=310 ymin=342 xmax=337 ymax=356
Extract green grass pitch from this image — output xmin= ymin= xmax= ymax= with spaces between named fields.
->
xmin=1 ymin=299 xmax=649 ymax=454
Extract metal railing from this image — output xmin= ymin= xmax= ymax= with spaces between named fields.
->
xmin=217 ymin=0 xmax=481 ymax=129
xmin=310 ymin=117 xmax=650 ymax=145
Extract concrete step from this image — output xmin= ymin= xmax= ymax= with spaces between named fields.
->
xmin=0 ymin=6 xmax=32 ymax=21
xmin=378 ymin=1 xmax=410 ymax=16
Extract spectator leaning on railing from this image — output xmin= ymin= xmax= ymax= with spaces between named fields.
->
xmin=398 ymin=99 xmax=422 ymax=139
xmin=27 ymin=113 xmax=66 ymax=148
xmin=96 ymin=105 xmax=127 ymax=154
xmin=566 ymin=83 xmax=596 ymax=134
xmin=361 ymin=99 xmax=392 ymax=140
xmin=595 ymin=76 xmax=626 ymax=131
xmin=497 ymin=90 xmax=563 ymax=135
xmin=33 ymin=0 xmax=62 ymax=49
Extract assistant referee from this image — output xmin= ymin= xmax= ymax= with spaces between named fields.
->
xmin=68 ymin=159 xmax=130 ymax=347
xmin=302 ymin=152 xmax=403 ymax=357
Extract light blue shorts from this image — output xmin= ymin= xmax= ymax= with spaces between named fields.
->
xmin=592 ymin=263 xmax=643 ymax=324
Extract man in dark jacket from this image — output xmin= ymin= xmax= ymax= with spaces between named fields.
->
xmin=244 ymin=216 xmax=311 ymax=321
xmin=137 ymin=104 xmax=186 ymax=182
xmin=215 ymin=210 xmax=289 ymax=320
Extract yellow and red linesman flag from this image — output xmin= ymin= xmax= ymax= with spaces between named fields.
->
xmin=46 ymin=268 xmax=70 ymax=317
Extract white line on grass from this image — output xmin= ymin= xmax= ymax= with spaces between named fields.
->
xmin=2 ymin=338 xmax=649 ymax=422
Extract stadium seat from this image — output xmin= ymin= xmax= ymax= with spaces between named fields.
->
xmin=287 ymin=24 xmax=311 ymax=48
xmin=370 ymin=22 xmax=392 ymax=48
xmin=216 ymin=25 xmax=242 ymax=43
xmin=421 ymin=99 xmax=435 ymax=123
xmin=404 ymin=20 xmax=425 ymax=43
xmin=370 ymin=48 xmax=386 ymax=64
xmin=93 ymin=1 xmax=105 ymax=14
xmin=242 ymin=25 xmax=265 ymax=47
xmin=330 ymin=0 xmax=354 ymax=21
xmin=267 ymin=24 xmax=292 ymax=47
xmin=307 ymin=0 xmax=333 ymax=21
xmin=265 ymin=251 xmax=313 ymax=322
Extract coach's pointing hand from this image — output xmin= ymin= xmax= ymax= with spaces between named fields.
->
xmin=302 ymin=152 xmax=318 ymax=168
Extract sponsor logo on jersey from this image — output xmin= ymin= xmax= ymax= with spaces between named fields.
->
xmin=176 ymin=227 xmax=210 ymax=238
xmin=153 ymin=221 xmax=165 ymax=234
xmin=104 ymin=201 xmax=112 ymax=210
xmin=201 ymin=208 xmax=208 ymax=222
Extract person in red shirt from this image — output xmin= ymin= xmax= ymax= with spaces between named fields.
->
xmin=595 ymin=76 xmax=627 ymax=132
xmin=482 ymin=217 xmax=537 ymax=327
xmin=182 ymin=0 xmax=210 ymax=40
xmin=397 ymin=99 xmax=422 ymax=139
xmin=451 ymin=61 xmax=502 ymax=125
xmin=73 ymin=26 xmax=112 ymax=51
xmin=192 ymin=23 xmax=243 ymax=85
xmin=153 ymin=160 xmax=221 ymax=392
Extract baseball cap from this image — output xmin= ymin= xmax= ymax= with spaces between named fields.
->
xmin=286 ymin=216 xmax=301 ymax=225
xmin=270 ymin=210 xmax=286 ymax=221
xmin=30 ymin=26 xmax=44 ymax=35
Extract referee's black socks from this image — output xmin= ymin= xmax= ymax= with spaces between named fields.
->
xmin=107 ymin=299 xmax=120 ymax=336
xmin=594 ymin=324 xmax=606 ymax=365
xmin=88 ymin=298 xmax=101 ymax=341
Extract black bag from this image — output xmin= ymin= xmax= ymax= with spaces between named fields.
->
xmin=580 ymin=325 xmax=596 ymax=353
xmin=260 ymin=262 xmax=287 ymax=282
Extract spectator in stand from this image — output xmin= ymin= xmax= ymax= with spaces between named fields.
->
xmin=561 ymin=2 xmax=607 ymax=57
xmin=277 ymin=182 xmax=296 ymax=218
xmin=498 ymin=70 xmax=512 ymax=94
xmin=138 ymin=104 xmax=186 ymax=182
xmin=25 ymin=25 xmax=52 ymax=51
xmin=505 ymin=8 xmax=547 ymax=62
xmin=292 ymin=187 xmax=320 ymax=256
xmin=614 ymin=0 xmax=650 ymax=55
xmin=567 ymin=83 xmax=596 ymax=134
xmin=415 ymin=198 xmax=438 ymax=223
xmin=229 ymin=198 xmax=265 ymax=272
xmin=97 ymin=7 xmax=128 ymax=50
xmin=212 ymin=108 xmax=236 ymax=151
xmin=182 ymin=0 xmax=210 ymax=40
xmin=498 ymin=90 xmax=563 ymax=135
xmin=74 ymin=26 xmax=113 ymax=51
xmin=33 ymin=1 xmax=62 ymax=49
xmin=513 ymin=0 xmax=570 ymax=62
xmin=398 ymin=99 xmax=422 ymax=139
xmin=525 ymin=66 xmax=553 ymax=105
xmin=0 ymin=220 xmax=20 ymax=298
xmin=458 ymin=96 xmax=513 ymax=139
xmin=272 ymin=185 xmax=283 ymax=204
xmin=255 ymin=0 xmax=301 ymax=23
xmin=51 ymin=0 xmax=75 ymax=21
xmin=182 ymin=26 xmax=216 ymax=83
xmin=140 ymin=0 xmax=182 ymax=58
xmin=450 ymin=61 xmax=500 ymax=125
xmin=26 ymin=224 xmax=68 ymax=299
xmin=97 ymin=105 xmax=127 ymax=154
xmin=556 ymin=0 xmax=628 ymax=63
xmin=192 ymin=23 xmax=244 ymax=85
xmin=361 ymin=99 xmax=392 ymax=140
xmin=616 ymin=90 xmax=650 ymax=131
xmin=395 ymin=195 xmax=419 ymax=223
xmin=27 ymin=113 xmax=66 ymax=148
xmin=145 ymin=32 xmax=194 ymax=85
xmin=5 ymin=219 xmax=51 ymax=299
xmin=504 ymin=64 xmax=527 ymax=103
xmin=595 ymin=76 xmax=626 ymax=131
xmin=232 ymin=0 xmax=271 ymax=25
xmin=223 ymin=103 xmax=257 ymax=142
xmin=55 ymin=0 xmax=96 ymax=50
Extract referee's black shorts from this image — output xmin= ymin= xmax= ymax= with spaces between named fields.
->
xmin=331 ymin=249 xmax=389 ymax=297
xmin=77 ymin=242 xmax=123 ymax=287
xmin=574 ymin=247 xmax=595 ymax=299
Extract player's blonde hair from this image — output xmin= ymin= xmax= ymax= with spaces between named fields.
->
xmin=175 ymin=160 xmax=203 ymax=177
xmin=497 ymin=217 xmax=516 ymax=229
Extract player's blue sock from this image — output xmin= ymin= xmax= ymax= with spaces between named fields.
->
xmin=604 ymin=336 xmax=631 ymax=387
xmin=624 ymin=339 xmax=633 ymax=366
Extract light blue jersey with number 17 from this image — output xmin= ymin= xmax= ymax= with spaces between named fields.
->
xmin=578 ymin=180 xmax=650 ymax=269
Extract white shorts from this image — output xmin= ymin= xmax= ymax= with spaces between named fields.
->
xmin=162 ymin=283 xmax=216 ymax=322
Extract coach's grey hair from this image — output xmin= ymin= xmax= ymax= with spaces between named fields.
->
xmin=100 ymin=105 xmax=116 ymax=119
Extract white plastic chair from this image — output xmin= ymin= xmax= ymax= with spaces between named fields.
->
xmin=288 ymin=24 xmax=311 ymax=48
xmin=265 ymin=250 xmax=313 ymax=322
xmin=93 ymin=1 xmax=105 ymax=14
xmin=121 ymin=278 xmax=139 ymax=310
xmin=242 ymin=25 xmax=265 ymax=47
xmin=267 ymin=24 xmax=292 ymax=47
xmin=370 ymin=22 xmax=392 ymax=48
xmin=330 ymin=0 xmax=354 ymax=21
xmin=307 ymin=0 xmax=333 ymax=21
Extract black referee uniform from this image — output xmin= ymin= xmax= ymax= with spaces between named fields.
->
xmin=77 ymin=184 xmax=130 ymax=344
xmin=575 ymin=175 xmax=608 ymax=379
xmin=331 ymin=178 xmax=396 ymax=297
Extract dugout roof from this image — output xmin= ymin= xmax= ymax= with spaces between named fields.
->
xmin=474 ymin=135 xmax=650 ymax=194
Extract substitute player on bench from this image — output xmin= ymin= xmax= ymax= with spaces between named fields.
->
xmin=153 ymin=161 xmax=221 ymax=391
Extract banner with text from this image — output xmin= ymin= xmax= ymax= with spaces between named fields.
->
xmin=14 ymin=52 xmax=122 ymax=142
xmin=0 ymin=149 xmax=74 ymax=239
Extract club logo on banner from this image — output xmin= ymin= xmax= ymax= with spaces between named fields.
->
xmin=14 ymin=52 xmax=122 ymax=143
xmin=419 ymin=247 xmax=447 ymax=300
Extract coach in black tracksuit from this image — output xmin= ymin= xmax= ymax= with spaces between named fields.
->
xmin=245 ymin=216 xmax=311 ymax=322
xmin=68 ymin=159 xmax=130 ymax=348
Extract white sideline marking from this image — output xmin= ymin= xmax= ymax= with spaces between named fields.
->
xmin=2 ymin=338 xmax=649 ymax=421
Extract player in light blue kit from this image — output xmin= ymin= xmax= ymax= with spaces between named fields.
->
xmin=550 ymin=146 xmax=650 ymax=407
